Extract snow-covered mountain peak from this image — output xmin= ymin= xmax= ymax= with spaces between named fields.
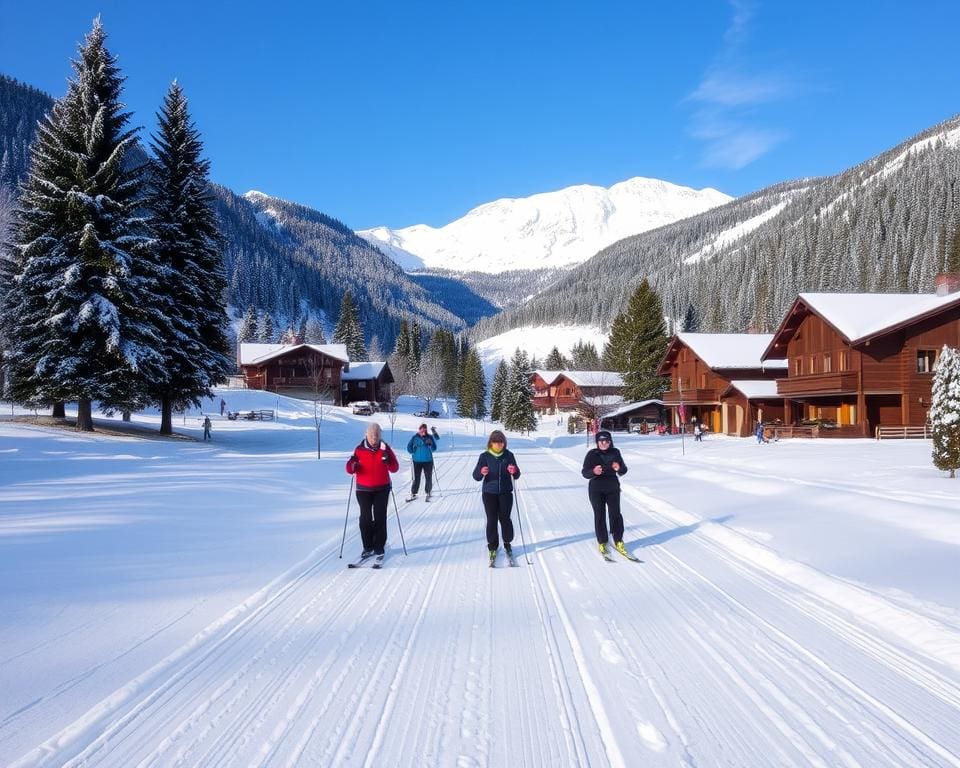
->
xmin=357 ymin=176 xmax=732 ymax=274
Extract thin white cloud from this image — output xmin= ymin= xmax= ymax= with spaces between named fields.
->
xmin=686 ymin=1 xmax=791 ymax=169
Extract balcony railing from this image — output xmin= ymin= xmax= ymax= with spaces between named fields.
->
xmin=662 ymin=388 xmax=718 ymax=404
xmin=776 ymin=371 xmax=858 ymax=396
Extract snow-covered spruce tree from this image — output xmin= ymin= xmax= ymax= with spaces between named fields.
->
xmin=303 ymin=316 xmax=326 ymax=344
xmin=489 ymin=359 xmax=509 ymax=422
xmin=237 ymin=306 xmax=259 ymax=343
xmin=544 ymin=346 xmax=567 ymax=370
xmin=502 ymin=348 xmax=537 ymax=433
xmin=146 ymin=82 xmax=232 ymax=434
xmin=2 ymin=20 xmax=164 ymax=430
xmin=257 ymin=312 xmax=275 ymax=343
xmin=332 ymin=290 xmax=367 ymax=360
xmin=931 ymin=344 xmax=960 ymax=478
xmin=569 ymin=339 xmax=601 ymax=370
xmin=457 ymin=348 xmax=487 ymax=419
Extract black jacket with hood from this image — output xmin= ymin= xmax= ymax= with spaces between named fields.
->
xmin=581 ymin=433 xmax=628 ymax=491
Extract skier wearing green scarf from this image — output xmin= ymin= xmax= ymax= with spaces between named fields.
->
xmin=472 ymin=429 xmax=521 ymax=565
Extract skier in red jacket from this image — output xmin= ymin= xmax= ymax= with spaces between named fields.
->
xmin=346 ymin=422 xmax=399 ymax=558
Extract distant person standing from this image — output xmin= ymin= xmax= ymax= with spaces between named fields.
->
xmin=472 ymin=430 xmax=521 ymax=566
xmin=220 ymin=398 xmax=226 ymax=416
xmin=203 ymin=416 xmax=212 ymax=441
xmin=694 ymin=422 xmax=703 ymax=441
xmin=582 ymin=430 xmax=636 ymax=561
xmin=406 ymin=423 xmax=440 ymax=501
xmin=756 ymin=423 xmax=767 ymax=444
xmin=346 ymin=422 xmax=400 ymax=562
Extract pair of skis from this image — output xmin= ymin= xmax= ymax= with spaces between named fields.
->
xmin=489 ymin=549 xmax=518 ymax=568
xmin=404 ymin=494 xmax=431 ymax=503
xmin=601 ymin=545 xmax=643 ymax=563
xmin=347 ymin=552 xmax=385 ymax=569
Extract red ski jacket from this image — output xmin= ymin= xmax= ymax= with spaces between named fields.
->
xmin=346 ymin=439 xmax=399 ymax=491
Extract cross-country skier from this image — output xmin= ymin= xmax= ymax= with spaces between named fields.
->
xmin=581 ymin=429 xmax=630 ymax=558
xmin=406 ymin=423 xmax=440 ymax=501
xmin=346 ymin=422 xmax=399 ymax=560
xmin=472 ymin=429 xmax=521 ymax=565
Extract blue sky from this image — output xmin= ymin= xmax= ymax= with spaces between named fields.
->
xmin=1 ymin=1 xmax=958 ymax=230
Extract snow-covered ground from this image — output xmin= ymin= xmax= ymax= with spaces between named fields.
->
xmin=1 ymin=390 xmax=959 ymax=766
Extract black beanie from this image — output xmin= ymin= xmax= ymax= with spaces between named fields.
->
xmin=595 ymin=430 xmax=613 ymax=445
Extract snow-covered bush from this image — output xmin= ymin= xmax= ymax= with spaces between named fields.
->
xmin=930 ymin=344 xmax=960 ymax=477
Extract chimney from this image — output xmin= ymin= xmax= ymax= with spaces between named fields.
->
xmin=934 ymin=273 xmax=960 ymax=296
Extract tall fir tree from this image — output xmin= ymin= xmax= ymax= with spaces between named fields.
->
xmin=569 ymin=339 xmax=601 ymax=370
xmin=502 ymin=348 xmax=537 ymax=433
xmin=544 ymin=346 xmax=567 ymax=370
xmin=605 ymin=279 xmax=669 ymax=401
xmin=394 ymin=318 xmax=410 ymax=357
xmin=332 ymin=290 xmax=367 ymax=360
xmin=1 ymin=20 xmax=164 ymax=430
xmin=304 ymin=316 xmax=326 ymax=344
xmin=931 ymin=345 xmax=960 ymax=478
xmin=457 ymin=348 xmax=487 ymax=419
xmin=489 ymin=359 xmax=509 ymax=422
xmin=146 ymin=81 xmax=232 ymax=434
xmin=238 ymin=306 xmax=258 ymax=343
xmin=258 ymin=313 xmax=275 ymax=343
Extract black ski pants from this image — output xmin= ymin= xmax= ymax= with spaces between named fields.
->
xmin=482 ymin=491 xmax=514 ymax=550
xmin=589 ymin=486 xmax=624 ymax=544
xmin=356 ymin=488 xmax=390 ymax=553
xmin=411 ymin=461 xmax=434 ymax=495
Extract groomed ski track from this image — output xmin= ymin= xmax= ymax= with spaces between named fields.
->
xmin=11 ymin=445 xmax=960 ymax=768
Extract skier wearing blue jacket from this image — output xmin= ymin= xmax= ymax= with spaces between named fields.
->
xmin=406 ymin=423 xmax=439 ymax=501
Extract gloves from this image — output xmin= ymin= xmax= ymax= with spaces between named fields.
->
xmin=380 ymin=442 xmax=390 ymax=462
xmin=593 ymin=464 xmax=603 ymax=476
xmin=431 ymin=427 xmax=439 ymax=436
xmin=611 ymin=462 xmax=621 ymax=472
xmin=349 ymin=455 xmax=359 ymax=471
xmin=507 ymin=464 xmax=516 ymax=475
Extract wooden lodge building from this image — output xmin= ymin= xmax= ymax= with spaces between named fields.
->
xmin=340 ymin=361 xmax=394 ymax=406
xmin=658 ymin=333 xmax=787 ymax=437
xmin=529 ymin=370 xmax=625 ymax=414
xmin=238 ymin=343 xmax=350 ymax=403
xmin=760 ymin=281 xmax=960 ymax=436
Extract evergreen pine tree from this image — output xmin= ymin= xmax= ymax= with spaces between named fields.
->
xmin=304 ymin=316 xmax=326 ymax=344
xmin=931 ymin=345 xmax=960 ymax=478
xmin=502 ymin=348 xmax=537 ymax=433
xmin=409 ymin=321 xmax=422 ymax=371
xmin=457 ymin=348 xmax=487 ymax=419
xmin=569 ymin=339 xmax=601 ymax=370
xmin=238 ymin=306 xmax=259 ymax=343
xmin=395 ymin=318 xmax=410 ymax=357
xmin=604 ymin=280 xmax=669 ymax=401
xmin=490 ymin=359 xmax=509 ymax=422
xmin=258 ymin=313 xmax=275 ymax=343
xmin=145 ymin=81 xmax=232 ymax=434
xmin=1 ymin=20 xmax=164 ymax=430
xmin=332 ymin=291 xmax=367 ymax=360
xmin=544 ymin=346 xmax=567 ymax=370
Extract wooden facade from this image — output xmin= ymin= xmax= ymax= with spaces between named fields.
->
xmin=530 ymin=370 xmax=563 ymax=413
xmin=528 ymin=371 xmax=624 ymax=413
xmin=657 ymin=334 xmax=786 ymax=437
xmin=762 ymin=292 xmax=960 ymax=436
xmin=239 ymin=343 xmax=348 ymax=404
xmin=341 ymin=362 xmax=394 ymax=406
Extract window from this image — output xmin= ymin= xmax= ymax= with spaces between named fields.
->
xmin=808 ymin=356 xmax=817 ymax=375
xmin=839 ymin=351 xmax=849 ymax=371
xmin=699 ymin=373 xmax=707 ymax=388
xmin=793 ymin=358 xmax=802 ymax=376
xmin=917 ymin=349 xmax=937 ymax=374
xmin=823 ymin=353 xmax=832 ymax=373
xmin=358 ymin=380 xmax=367 ymax=389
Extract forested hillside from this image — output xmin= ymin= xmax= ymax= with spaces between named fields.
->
xmin=472 ymin=116 xmax=960 ymax=339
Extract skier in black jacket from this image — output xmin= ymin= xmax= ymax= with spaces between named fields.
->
xmin=581 ymin=430 xmax=629 ymax=558
xmin=472 ymin=429 xmax=521 ymax=564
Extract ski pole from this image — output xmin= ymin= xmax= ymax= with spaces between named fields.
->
xmin=390 ymin=488 xmax=408 ymax=555
xmin=431 ymin=463 xmax=442 ymax=497
xmin=339 ymin=475 xmax=355 ymax=558
xmin=513 ymin=478 xmax=532 ymax=564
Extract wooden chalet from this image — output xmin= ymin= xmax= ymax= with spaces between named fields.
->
xmin=238 ymin=343 xmax=349 ymax=403
xmin=761 ymin=280 xmax=960 ymax=436
xmin=530 ymin=370 xmax=564 ymax=413
xmin=599 ymin=400 xmax=665 ymax=432
xmin=341 ymin=361 xmax=394 ymax=407
xmin=551 ymin=371 xmax=625 ymax=412
xmin=658 ymin=333 xmax=786 ymax=436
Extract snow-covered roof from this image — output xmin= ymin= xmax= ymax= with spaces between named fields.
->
xmin=725 ymin=379 xmax=781 ymax=399
xmin=558 ymin=371 xmax=624 ymax=387
xmin=582 ymin=395 xmax=626 ymax=408
xmin=532 ymin=369 xmax=564 ymax=383
xmin=239 ymin=343 xmax=349 ymax=366
xmin=676 ymin=333 xmax=788 ymax=370
xmin=798 ymin=292 xmax=960 ymax=343
xmin=341 ymin=362 xmax=387 ymax=381
xmin=602 ymin=400 xmax=664 ymax=419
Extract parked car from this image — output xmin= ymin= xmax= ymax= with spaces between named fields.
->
xmin=414 ymin=410 xmax=440 ymax=418
xmin=351 ymin=401 xmax=374 ymax=415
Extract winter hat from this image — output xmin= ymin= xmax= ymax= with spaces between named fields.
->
xmin=595 ymin=429 xmax=613 ymax=446
xmin=487 ymin=429 xmax=507 ymax=449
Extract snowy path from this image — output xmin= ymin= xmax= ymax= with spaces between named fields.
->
xmin=8 ymin=444 xmax=960 ymax=767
